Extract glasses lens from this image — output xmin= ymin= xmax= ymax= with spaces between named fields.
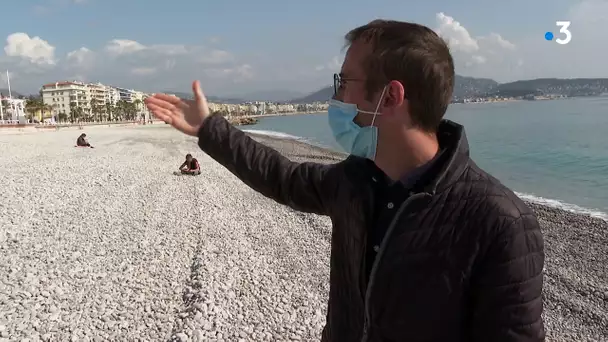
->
xmin=333 ymin=74 xmax=340 ymax=96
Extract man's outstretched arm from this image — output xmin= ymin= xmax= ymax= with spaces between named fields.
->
xmin=198 ymin=114 xmax=333 ymax=215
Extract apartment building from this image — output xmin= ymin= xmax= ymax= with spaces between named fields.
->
xmin=87 ymin=82 xmax=107 ymax=106
xmin=41 ymin=81 xmax=152 ymax=121
xmin=41 ymin=81 xmax=90 ymax=117
xmin=105 ymin=87 xmax=120 ymax=105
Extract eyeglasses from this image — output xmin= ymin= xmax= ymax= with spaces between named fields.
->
xmin=334 ymin=73 xmax=408 ymax=99
xmin=333 ymin=73 xmax=366 ymax=96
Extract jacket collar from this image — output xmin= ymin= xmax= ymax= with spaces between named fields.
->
xmin=420 ymin=119 xmax=470 ymax=195
xmin=344 ymin=119 xmax=470 ymax=196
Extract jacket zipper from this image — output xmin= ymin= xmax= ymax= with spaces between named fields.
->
xmin=360 ymin=193 xmax=425 ymax=342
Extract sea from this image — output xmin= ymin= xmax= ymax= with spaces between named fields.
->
xmin=243 ymin=97 xmax=608 ymax=219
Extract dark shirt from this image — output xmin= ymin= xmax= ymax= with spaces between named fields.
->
xmin=188 ymin=158 xmax=199 ymax=170
xmin=365 ymin=150 xmax=445 ymax=281
xmin=76 ymin=136 xmax=87 ymax=146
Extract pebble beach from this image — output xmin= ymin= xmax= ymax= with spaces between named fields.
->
xmin=0 ymin=125 xmax=606 ymax=341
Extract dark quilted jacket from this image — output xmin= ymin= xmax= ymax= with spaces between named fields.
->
xmin=198 ymin=114 xmax=545 ymax=342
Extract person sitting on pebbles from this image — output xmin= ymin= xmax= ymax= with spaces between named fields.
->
xmin=177 ymin=153 xmax=201 ymax=175
xmin=76 ymin=133 xmax=94 ymax=148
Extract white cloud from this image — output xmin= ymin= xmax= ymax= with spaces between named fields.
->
xmin=204 ymin=64 xmax=254 ymax=83
xmin=4 ymin=33 xmax=56 ymax=65
xmin=66 ymin=47 xmax=94 ymax=67
xmin=434 ymin=12 xmax=523 ymax=81
xmin=0 ymin=33 xmax=253 ymax=95
xmin=4 ymin=1 xmax=608 ymax=96
xmin=104 ymin=39 xmax=146 ymax=56
xmin=435 ymin=13 xmax=480 ymax=54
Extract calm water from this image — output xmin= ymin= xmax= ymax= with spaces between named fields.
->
xmin=244 ymin=97 xmax=608 ymax=218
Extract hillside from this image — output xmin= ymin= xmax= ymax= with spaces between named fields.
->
xmin=452 ymin=75 xmax=498 ymax=99
xmin=289 ymin=86 xmax=333 ymax=104
xmin=289 ymin=76 xmax=608 ymax=103
xmin=167 ymin=91 xmax=245 ymax=104
xmin=491 ymin=78 xmax=608 ymax=97
xmin=0 ymin=89 xmax=25 ymax=98
xmin=289 ymin=75 xmax=499 ymax=103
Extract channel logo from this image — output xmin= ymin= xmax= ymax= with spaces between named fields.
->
xmin=545 ymin=21 xmax=572 ymax=44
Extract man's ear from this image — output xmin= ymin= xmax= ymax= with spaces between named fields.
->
xmin=384 ymin=80 xmax=405 ymax=109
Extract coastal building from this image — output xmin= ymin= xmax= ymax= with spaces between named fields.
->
xmin=87 ymin=82 xmax=107 ymax=106
xmin=105 ymin=87 xmax=121 ymax=105
xmin=41 ymin=81 xmax=91 ymax=118
xmin=115 ymin=87 xmax=135 ymax=102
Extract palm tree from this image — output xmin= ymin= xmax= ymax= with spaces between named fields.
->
xmin=25 ymin=98 xmax=41 ymax=122
xmin=42 ymin=104 xmax=53 ymax=122
xmin=104 ymin=102 xmax=110 ymax=122
xmin=133 ymin=99 xmax=143 ymax=121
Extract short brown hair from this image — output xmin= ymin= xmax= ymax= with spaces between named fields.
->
xmin=345 ymin=20 xmax=454 ymax=132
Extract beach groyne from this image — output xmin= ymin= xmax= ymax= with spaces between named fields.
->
xmin=0 ymin=126 xmax=605 ymax=341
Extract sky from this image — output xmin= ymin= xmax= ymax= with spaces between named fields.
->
xmin=0 ymin=0 xmax=607 ymax=97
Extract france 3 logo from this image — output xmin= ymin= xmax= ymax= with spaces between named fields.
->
xmin=545 ymin=21 xmax=572 ymax=45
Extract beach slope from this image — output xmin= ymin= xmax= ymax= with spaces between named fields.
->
xmin=0 ymin=126 xmax=605 ymax=341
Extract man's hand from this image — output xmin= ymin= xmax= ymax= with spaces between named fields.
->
xmin=144 ymin=81 xmax=210 ymax=137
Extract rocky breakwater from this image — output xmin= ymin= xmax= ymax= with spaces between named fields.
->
xmin=228 ymin=117 xmax=258 ymax=126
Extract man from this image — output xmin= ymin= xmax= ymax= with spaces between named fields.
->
xmin=76 ymin=133 xmax=93 ymax=148
xmin=145 ymin=20 xmax=545 ymax=342
xmin=178 ymin=153 xmax=201 ymax=175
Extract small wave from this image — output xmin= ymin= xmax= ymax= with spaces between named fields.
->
xmin=247 ymin=129 xmax=607 ymax=220
xmin=516 ymin=192 xmax=608 ymax=220
xmin=243 ymin=129 xmax=303 ymax=141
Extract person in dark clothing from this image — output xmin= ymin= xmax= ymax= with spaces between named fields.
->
xmin=76 ymin=133 xmax=93 ymax=148
xmin=145 ymin=20 xmax=545 ymax=342
xmin=179 ymin=154 xmax=201 ymax=175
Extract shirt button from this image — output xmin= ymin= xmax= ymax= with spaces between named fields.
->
xmin=387 ymin=202 xmax=394 ymax=209
xmin=373 ymin=245 xmax=380 ymax=252
xmin=372 ymin=177 xmax=377 ymax=182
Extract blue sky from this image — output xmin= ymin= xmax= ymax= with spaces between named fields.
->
xmin=0 ymin=0 xmax=606 ymax=97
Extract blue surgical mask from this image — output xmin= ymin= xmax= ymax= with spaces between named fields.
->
xmin=328 ymin=87 xmax=386 ymax=160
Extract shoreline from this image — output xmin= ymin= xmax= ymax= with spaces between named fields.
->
xmin=247 ymin=132 xmax=608 ymax=341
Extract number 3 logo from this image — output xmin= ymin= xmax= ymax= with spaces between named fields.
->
xmin=555 ymin=21 xmax=572 ymax=45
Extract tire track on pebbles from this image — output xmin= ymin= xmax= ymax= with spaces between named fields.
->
xmin=168 ymin=161 xmax=331 ymax=342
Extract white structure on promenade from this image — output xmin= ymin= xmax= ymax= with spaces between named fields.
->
xmin=0 ymin=97 xmax=27 ymax=124
xmin=0 ymin=70 xmax=27 ymax=124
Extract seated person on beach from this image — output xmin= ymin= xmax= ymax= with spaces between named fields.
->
xmin=179 ymin=154 xmax=200 ymax=175
xmin=76 ymin=133 xmax=93 ymax=148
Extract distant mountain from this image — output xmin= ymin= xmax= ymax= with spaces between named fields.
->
xmin=453 ymin=75 xmax=498 ymax=98
xmin=166 ymin=90 xmax=304 ymax=103
xmin=288 ymin=75 xmax=500 ymax=103
xmin=166 ymin=91 xmax=245 ymax=104
xmin=490 ymin=78 xmax=608 ymax=97
xmin=236 ymin=90 xmax=305 ymax=102
xmin=289 ymin=86 xmax=333 ymax=104
xmin=0 ymin=88 xmax=25 ymax=98
xmin=163 ymin=76 xmax=608 ymax=105
xmin=289 ymin=76 xmax=608 ymax=103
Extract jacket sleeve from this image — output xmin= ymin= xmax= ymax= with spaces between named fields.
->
xmin=197 ymin=114 xmax=333 ymax=215
xmin=471 ymin=210 xmax=545 ymax=341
